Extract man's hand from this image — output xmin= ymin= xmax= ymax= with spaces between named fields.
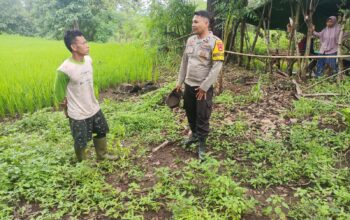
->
xmin=195 ymin=88 xmax=206 ymax=100
xmin=61 ymin=97 xmax=68 ymax=118
xmin=175 ymin=85 xmax=182 ymax=93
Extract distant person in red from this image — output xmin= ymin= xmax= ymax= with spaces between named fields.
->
xmin=287 ymin=22 xmax=317 ymax=74
xmin=298 ymin=36 xmax=317 ymax=74
xmin=298 ymin=36 xmax=315 ymax=56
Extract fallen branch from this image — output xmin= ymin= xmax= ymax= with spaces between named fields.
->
xmin=303 ymin=67 xmax=350 ymax=91
xmin=287 ymin=180 xmax=312 ymax=188
xmin=345 ymin=149 xmax=350 ymax=156
xmin=302 ymin=93 xmax=341 ymax=97
xmin=245 ymin=81 xmax=258 ymax=85
xmin=320 ymin=101 xmax=350 ymax=108
xmin=233 ymin=157 xmax=247 ymax=162
xmin=276 ymin=69 xmax=289 ymax=78
xmin=292 ymin=79 xmax=303 ymax=97
xmin=303 ymin=98 xmax=350 ymax=108
xmin=292 ymin=76 xmax=346 ymax=104
xmin=152 ymin=140 xmax=170 ymax=153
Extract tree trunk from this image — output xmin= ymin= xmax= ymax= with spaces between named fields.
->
xmin=263 ymin=1 xmax=273 ymax=74
xmin=247 ymin=5 xmax=266 ymax=70
xmin=218 ymin=12 xmax=235 ymax=93
xmin=300 ymin=0 xmax=318 ymax=80
xmin=226 ymin=21 xmax=240 ymax=63
xmin=290 ymin=3 xmax=301 ymax=77
xmin=207 ymin=0 xmax=222 ymax=38
xmin=207 ymin=0 xmax=214 ymax=13
xmin=238 ymin=21 xmax=246 ymax=66
xmin=73 ymin=20 xmax=79 ymax=30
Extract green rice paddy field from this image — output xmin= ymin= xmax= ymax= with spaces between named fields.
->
xmin=0 ymin=35 xmax=156 ymax=116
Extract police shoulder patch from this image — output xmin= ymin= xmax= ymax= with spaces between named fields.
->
xmin=212 ymin=40 xmax=225 ymax=61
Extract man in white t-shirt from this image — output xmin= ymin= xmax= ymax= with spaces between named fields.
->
xmin=54 ymin=30 xmax=117 ymax=162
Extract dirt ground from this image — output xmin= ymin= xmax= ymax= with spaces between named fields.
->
xmin=12 ymin=64 xmax=348 ymax=219
xmin=101 ymin=65 xmax=301 ymax=219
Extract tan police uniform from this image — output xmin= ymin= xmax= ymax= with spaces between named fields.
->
xmin=176 ymin=32 xmax=224 ymax=139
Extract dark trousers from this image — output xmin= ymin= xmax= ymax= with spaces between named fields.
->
xmin=316 ymin=52 xmax=338 ymax=77
xmin=183 ymin=84 xmax=213 ymax=139
xmin=69 ymin=110 xmax=109 ymax=149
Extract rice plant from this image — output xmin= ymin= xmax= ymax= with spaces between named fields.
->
xmin=0 ymin=35 xmax=156 ymax=116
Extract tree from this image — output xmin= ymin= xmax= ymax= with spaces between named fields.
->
xmin=148 ymin=0 xmax=196 ymax=48
xmin=30 ymin=0 xmax=117 ymax=42
xmin=0 ymin=0 xmax=35 ymax=35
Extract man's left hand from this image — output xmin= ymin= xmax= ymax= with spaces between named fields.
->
xmin=195 ymin=88 xmax=206 ymax=100
xmin=61 ymin=97 xmax=68 ymax=118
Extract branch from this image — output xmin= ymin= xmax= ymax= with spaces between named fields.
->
xmin=302 ymin=93 xmax=341 ymax=97
xmin=152 ymin=140 xmax=170 ymax=153
xmin=292 ymin=79 xmax=303 ymax=97
xmin=303 ymin=67 xmax=350 ymax=91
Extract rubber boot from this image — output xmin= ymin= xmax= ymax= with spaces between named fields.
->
xmin=74 ymin=147 xmax=88 ymax=162
xmin=93 ymin=137 xmax=118 ymax=161
xmin=198 ymin=137 xmax=207 ymax=161
xmin=182 ymin=132 xmax=198 ymax=148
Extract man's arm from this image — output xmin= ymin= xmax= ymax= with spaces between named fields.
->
xmin=176 ymin=52 xmax=189 ymax=91
xmin=199 ymin=39 xmax=224 ymax=92
xmin=199 ymin=61 xmax=223 ymax=92
xmin=54 ymin=70 xmax=69 ymax=116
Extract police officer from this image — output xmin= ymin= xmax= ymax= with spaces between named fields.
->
xmin=54 ymin=30 xmax=117 ymax=162
xmin=175 ymin=10 xmax=224 ymax=160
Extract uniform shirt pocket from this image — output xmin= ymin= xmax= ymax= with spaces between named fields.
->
xmin=198 ymin=49 xmax=210 ymax=60
xmin=185 ymin=45 xmax=194 ymax=54
xmin=198 ymin=44 xmax=212 ymax=60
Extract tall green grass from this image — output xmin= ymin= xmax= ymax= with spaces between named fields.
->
xmin=0 ymin=35 xmax=156 ymax=116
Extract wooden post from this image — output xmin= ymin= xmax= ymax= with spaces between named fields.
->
xmin=337 ymin=14 xmax=346 ymax=83
xmin=293 ymin=3 xmax=301 ymax=78
xmin=287 ymin=2 xmax=297 ymax=75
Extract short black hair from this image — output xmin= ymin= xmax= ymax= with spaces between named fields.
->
xmin=64 ymin=30 xmax=84 ymax=52
xmin=194 ymin=10 xmax=214 ymax=25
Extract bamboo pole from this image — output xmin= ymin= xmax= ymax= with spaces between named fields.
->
xmin=337 ymin=14 xmax=346 ymax=83
xmin=218 ymin=12 xmax=235 ymax=94
xmin=244 ymin=26 xmax=251 ymax=54
xmin=224 ymin=51 xmax=350 ymax=59
xmin=263 ymin=1 xmax=273 ymax=74
xmin=238 ymin=20 xmax=246 ymax=66
xmin=287 ymin=2 xmax=297 ymax=75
